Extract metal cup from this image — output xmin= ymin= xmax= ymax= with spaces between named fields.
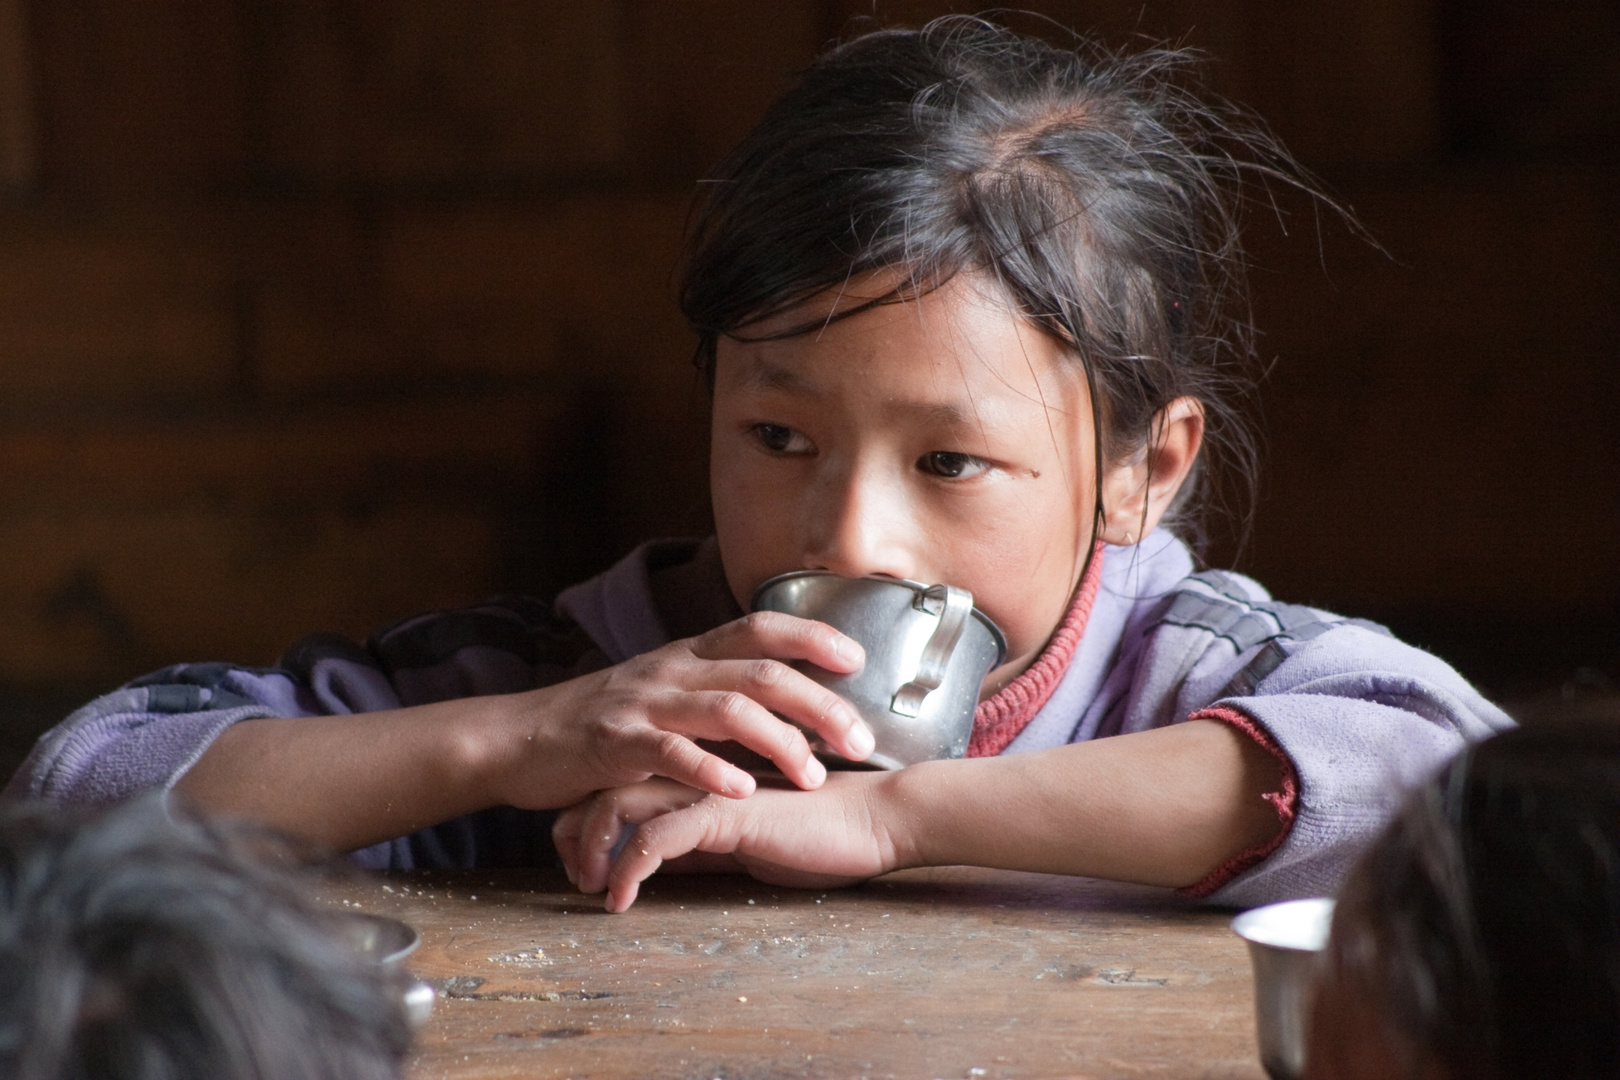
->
xmin=751 ymin=571 xmax=1007 ymax=770
xmin=1231 ymin=898 xmax=1336 ymax=1080
xmin=338 ymin=912 xmax=436 ymax=1028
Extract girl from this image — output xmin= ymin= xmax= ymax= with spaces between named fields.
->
xmin=7 ymin=19 xmax=1509 ymax=906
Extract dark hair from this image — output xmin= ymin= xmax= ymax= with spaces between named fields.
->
xmin=681 ymin=16 xmax=1331 ymax=554
xmin=0 ymin=798 xmax=413 ymax=1080
xmin=1319 ymin=719 xmax=1620 ymax=1079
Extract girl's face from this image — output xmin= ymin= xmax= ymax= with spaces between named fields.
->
xmin=710 ymin=273 xmax=1142 ymax=693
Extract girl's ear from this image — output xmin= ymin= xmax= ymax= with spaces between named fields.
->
xmin=1096 ymin=396 xmax=1205 ymax=545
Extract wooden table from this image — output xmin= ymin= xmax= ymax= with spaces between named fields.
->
xmin=323 ymin=867 xmax=1266 ymax=1080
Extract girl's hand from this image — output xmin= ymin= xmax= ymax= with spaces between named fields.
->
xmin=552 ymin=772 xmax=905 ymax=912
xmin=485 ymin=612 xmax=874 ymax=811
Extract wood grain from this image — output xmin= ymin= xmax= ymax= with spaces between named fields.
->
xmin=322 ymin=867 xmax=1266 ymax=1080
xmin=0 ymin=0 xmax=33 ymax=188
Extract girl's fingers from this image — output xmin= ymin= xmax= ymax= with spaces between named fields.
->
xmin=549 ymin=612 xmax=875 ymax=802
xmin=575 ymin=780 xmax=710 ymax=894
xmin=691 ymin=611 xmax=866 ymax=676
xmin=615 ymin=725 xmax=759 ymax=800
xmin=604 ymin=798 xmax=738 ymax=913
xmin=573 ymin=797 xmax=629 ymax=895
xmin=687 ymin=615 xmax=870 ymax=754
xmin=639 ymin=689 xmax=826 ymax=790
xmin=551 ymin=804 xmax=587 ymax=886
xmin=694 ymin=659 xmax=875 ymax=767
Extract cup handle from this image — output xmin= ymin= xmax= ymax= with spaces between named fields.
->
xmin=890 ymin=584 xmax=974 ymax=717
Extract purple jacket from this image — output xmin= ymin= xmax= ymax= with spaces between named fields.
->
xmin=4 ymin=531 xmax=1513 ymax=906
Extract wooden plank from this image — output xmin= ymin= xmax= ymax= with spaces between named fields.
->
xmin=0 ymin=503 xmax=500 ymax=681
xmin=0 ymin=214 xmax=236 ymax=405
xmin=0 ymin=0 xmax=33 ymax=189
xmin=1241 ymin=0 xmax=1439 ymax=167
xmin=623 ymin=0 xmax=823 ymax=178
xmin=26 ymin=0 xmax=245 ymax=191
xmin=248 ymin=0 xmax=628 ymax=185
xmin=253 ymin=194 xmax=696 ymax=395
xmin=0 ymin=395 xmax=550 ymax=511
xmin=1243 ymin=169 xmax=1620 ymax=611
xmin=324 ymin=867 xmax=1267 ymax=1080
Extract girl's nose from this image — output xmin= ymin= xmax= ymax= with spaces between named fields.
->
xmin=801 ymin=463 xmax=916 ymax=580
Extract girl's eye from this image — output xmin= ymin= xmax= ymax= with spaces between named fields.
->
xmin=919 ymin=451 xmax=989 ymax=479
xmin=752 ymin=423 xmax=812 ymax=454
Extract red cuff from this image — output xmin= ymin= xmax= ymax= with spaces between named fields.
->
xmin=1177 ymin=705 xmax=1299 ymax=899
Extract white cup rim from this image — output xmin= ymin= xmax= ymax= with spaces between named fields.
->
xmin=1231 ymin=896 xmax=1336 ymax=953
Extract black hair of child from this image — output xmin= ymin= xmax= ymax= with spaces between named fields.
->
xmin=1323 ymin=718 xmax=1620 ymax=1079
xmin=680 ymin=15 xmax=1339 ymax=556
xmin=0 ymin=798 xmax=414 ymax=1080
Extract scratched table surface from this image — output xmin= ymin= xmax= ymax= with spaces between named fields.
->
xmin=321 ymin=867 xmax=1266 ymax=1080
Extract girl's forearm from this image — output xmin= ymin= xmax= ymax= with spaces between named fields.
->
xmin=172 ymin=695 xmax=517 ymax=853
xmin=172 ymin=611 xmax=875 ymax=856
xmin=878 ymin=719 xmax=1286 ymax=888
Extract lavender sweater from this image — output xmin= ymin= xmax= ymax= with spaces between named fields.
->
xmin=4 ymin=531 xmax=1512 ymax=906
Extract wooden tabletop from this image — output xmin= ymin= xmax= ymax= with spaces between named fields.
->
xmin=323 ymin=867 xmax=1266 ymax=1080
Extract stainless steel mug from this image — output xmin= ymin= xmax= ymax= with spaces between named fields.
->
xmin=1231 ymin=897 xmax=1336 ymax=1080
xmin=751 ymin=571 xmax=1007 ymax=769
xmin=337 ymin=913 xmax=436 ymax=1028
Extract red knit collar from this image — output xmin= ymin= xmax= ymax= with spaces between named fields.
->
xmin=966 ymin=543 xmax=1105 ymax=757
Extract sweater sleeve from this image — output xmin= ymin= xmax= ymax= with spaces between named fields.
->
xmin=1192 ymin=625 xmax=1513 ymax=907
xmin=1106 ymin=571 xmax=1515 ymax=908
xmin=1177 ymin=704 xmax=1299 ymax=899
xmin=2 ymin=668 xmax=300 ymax=805
xmin=2 ymin=598 xmax=598 ymax=833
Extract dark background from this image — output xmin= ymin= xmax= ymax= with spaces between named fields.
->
xmin=1 ymin=0 xmax=1617 ymax=776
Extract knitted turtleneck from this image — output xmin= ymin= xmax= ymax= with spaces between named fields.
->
xmin=966 ymin=543 xmax=1106 ymax=758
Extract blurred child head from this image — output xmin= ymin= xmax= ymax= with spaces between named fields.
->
xmin=1307 ymin=719 xmax=1620 ymax=1080
xmin=0 ymin=798 xmax=413 ymax=1080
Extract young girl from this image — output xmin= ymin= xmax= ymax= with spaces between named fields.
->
xmin=7 ymin=19 xmax=1509 ymax=907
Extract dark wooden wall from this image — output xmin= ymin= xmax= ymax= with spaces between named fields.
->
xmin=1 ymin=1 xmax=1616 ymax=764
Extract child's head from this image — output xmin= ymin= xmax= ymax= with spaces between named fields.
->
xmin=0 ymin=798 xmax=414 ymax=1080
xmin=1307 ymin=719 xmax=1620 ymax=1080
xmin=679 ymin=18 xmax=1310 ymax=680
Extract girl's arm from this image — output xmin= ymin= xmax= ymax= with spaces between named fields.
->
xmin=174 ymin=612 xmax=875 ymax=854
xmin=554 ymin=716 xmax=1285 ymax=911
